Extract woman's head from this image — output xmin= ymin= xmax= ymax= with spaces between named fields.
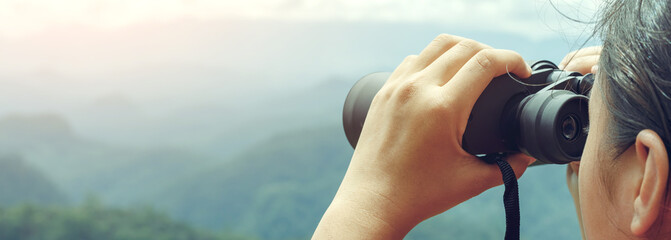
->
xmin=578 ymin=0 xmax=671 ymax=238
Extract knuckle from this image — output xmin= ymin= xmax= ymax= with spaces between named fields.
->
xmin=564 ymin=56 xmax=593 ymax=72
xmin=436 ymin=33 xmax=453 ymax=40
xmin=456 ymin=39 xmax=483 ymax=53
xmin=398 ymin=55 xmax=419 ymax=69
xmin=560 ymin=51 xmax=579 ymax=67
xmin=376 ymin=84 xmax=395 ymax=101
xmin=403 ymin=54 xmax=418 ymax=62
xmin=393 ymin=79 xmax=421 ymax=103
xmin=474 ymin=50 xmax=495 ymax=70
xmin=501 ymin=49 xmax=522 ymax=60
xmin=432 ymin=33 xmax=455 ymax=45
xmin=425 ymin=34 xmax=459 ymax=54
xmin=563 ymin=47 xmax=600 ymax=65
xmin=565 ymin=60 xmax=579 ymax=68
xmin=512 ymin=51 xmax=525 ymax=65
xmin=567 ymin=49 xmax=580 ymax=57
xmin=577 ymin=55 xmax=596 ymax=65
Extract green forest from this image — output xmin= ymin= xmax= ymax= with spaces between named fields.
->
xmin=0 ymin=201 xmax=254 ymax=240
xmin=0 ymin=155 xmax=257 ymax=239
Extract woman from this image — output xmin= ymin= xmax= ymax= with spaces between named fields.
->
xmin=314 ymin=0 xmax=671 ymax=239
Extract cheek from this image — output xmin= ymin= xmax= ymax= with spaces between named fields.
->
xmin=578 ymin=151 xmax=603 ymax=218
xmin=578 ymin=128 xmax=612 ymax=237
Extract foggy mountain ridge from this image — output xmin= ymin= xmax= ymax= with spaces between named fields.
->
xmin=0 ymin=155 xmax=68 ymax=207
xmin=0 ymin=70 xmax=352 ymax=202
xmin=0 ymin=18 xmax=587 ymax=152
xmin=0 ymin=113 xmax=216 ymax=204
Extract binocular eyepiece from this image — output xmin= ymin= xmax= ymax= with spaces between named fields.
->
xmin=343 ymin=60 xmax=594 ymax=165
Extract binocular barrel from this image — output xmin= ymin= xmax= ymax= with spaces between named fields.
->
xmin=342 ymin=60 xmax=594 ymax=165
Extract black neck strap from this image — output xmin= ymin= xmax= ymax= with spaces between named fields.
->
xmin=481 ymin=153 xmax=520 ymax=240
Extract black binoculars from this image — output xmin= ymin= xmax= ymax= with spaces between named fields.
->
xmin=342 ymin=60 xmax=594 ymax=165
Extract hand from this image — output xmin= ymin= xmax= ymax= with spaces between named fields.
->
xmin=314 ymin=34 xmax=535 ymax=239
xmin=558 ymin=45 xmax=602 ymax=74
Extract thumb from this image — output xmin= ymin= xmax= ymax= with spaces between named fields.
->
xmin=505 ymin=153 xmax=536 ymax=179
xmin=472 ymin=153 xmax=535 ymax=190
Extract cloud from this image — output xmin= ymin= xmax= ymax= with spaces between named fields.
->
xmin=0 ymin=0 xmax=600 ymax=40
xmin=251 ymin=0 xmax=601 ymax=40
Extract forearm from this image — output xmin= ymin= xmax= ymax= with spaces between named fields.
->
xmin=312 ymin=196 xmax=416 ymax=239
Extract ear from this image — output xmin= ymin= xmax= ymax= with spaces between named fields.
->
xmin=631 ymin=129 xmax=669 ymax=236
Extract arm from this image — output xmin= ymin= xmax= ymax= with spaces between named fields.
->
xmin=313 ymin=34 xmax=536 ymax=239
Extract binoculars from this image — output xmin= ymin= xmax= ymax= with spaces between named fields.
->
xmin=342 ymin=60 xmax=594 ymax=165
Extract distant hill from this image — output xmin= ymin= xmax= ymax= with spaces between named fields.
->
xmin=149 ymin=124 xmax=581 ymax=240
xmin=0 ymin=155 xmax=67 ymax=206
xmin=0 ymin=113 xmax=220 ymax=206
xmin=153 ymin=125 xmax=352 ymax=240
xmin=0 ymin=113 xmax=79 ymax=151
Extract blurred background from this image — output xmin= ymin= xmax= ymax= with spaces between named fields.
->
xmin=0 ymin=0 xmax=599 ymax=239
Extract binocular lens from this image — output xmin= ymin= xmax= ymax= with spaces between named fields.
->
xmin=561 ymin=115 xmax=579 ymax=141
xmin=518 ymin=91 xmax=589 ymax=164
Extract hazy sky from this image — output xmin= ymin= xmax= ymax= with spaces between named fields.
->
xmin=1 ymin=0 xmax=600 ymax=39
xmin=0 ymin=0 xmax=603 ymax=148
xmin=0 ymin=0 xmax=602 ymax=123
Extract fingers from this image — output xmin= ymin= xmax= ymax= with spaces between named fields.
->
xmin=569 ymin=161 xmax=580 ymax=174
xmin=564 ymin=161 xmax=584 ymax=238
xmin=442 ymin=49 xmax=531 ymax=112
xmin=558 ymin=46 xmax=602 ymax=74
xmin=391 ymin=34 xmax=495 ymax=86
xmin=424 ymin=39 xmax=492 ymax=85
xmin=566 ymin=162 xmax=580 ymax=191
xmin=562 ymin=55 xmax=600 ymax=75
xmin=415 ymin=34 xmax=466 ymax=69
xmin=559 ymin=46 xmax=602 ymax=68
xmin=566 ymin=162 xmax=581 ymax=208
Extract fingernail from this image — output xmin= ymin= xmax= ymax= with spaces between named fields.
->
xmin=591 ymin=65 xmax=599 ymax=74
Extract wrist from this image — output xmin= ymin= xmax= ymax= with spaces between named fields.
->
xmin=314 ymin=187 xmax=422 ymax=239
